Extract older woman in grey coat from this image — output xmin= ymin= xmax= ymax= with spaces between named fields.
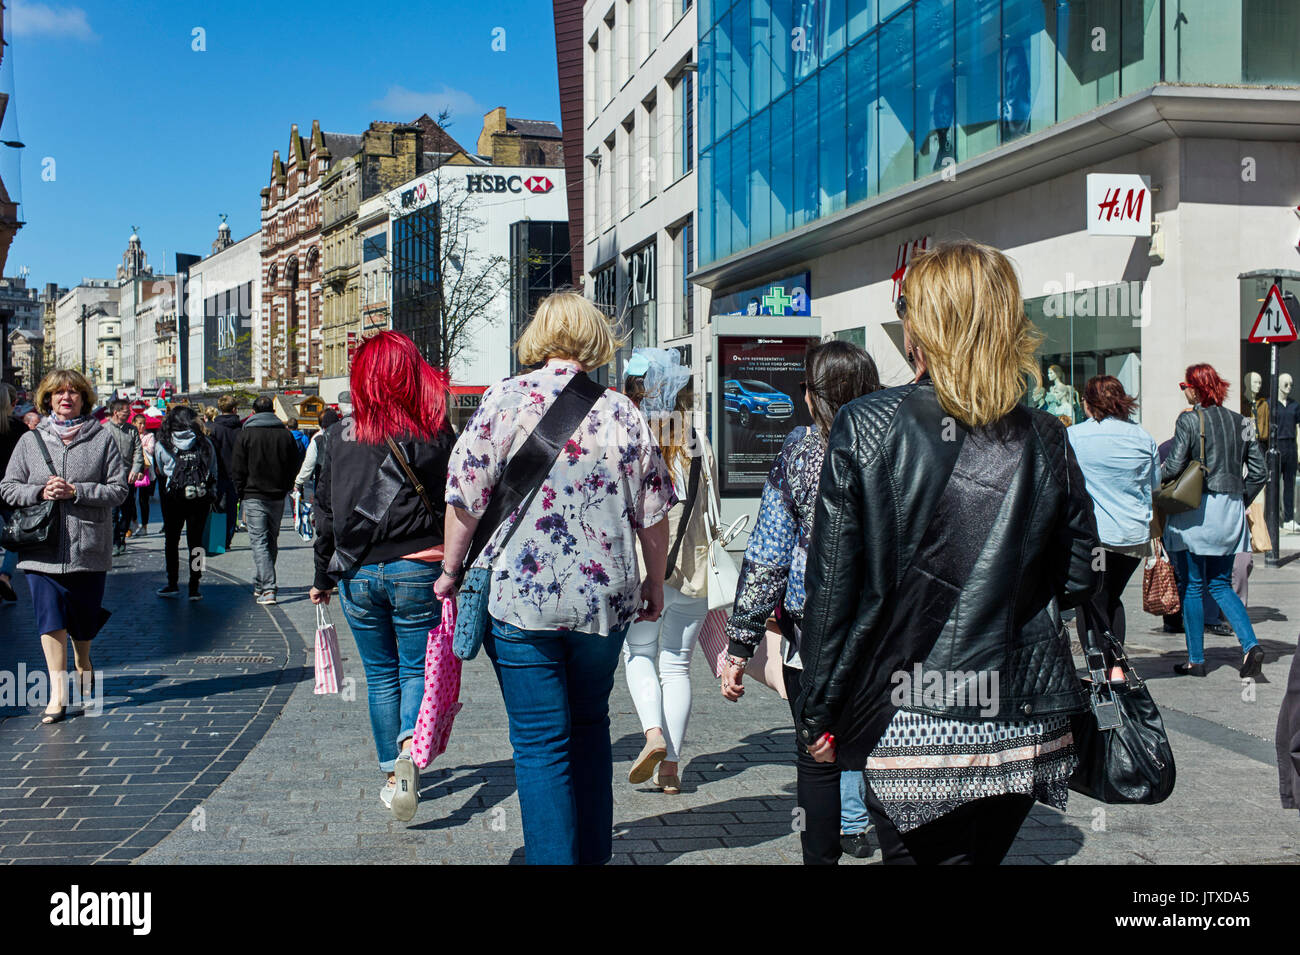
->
xmin=1 ymin=369 xmax=127 ymax=724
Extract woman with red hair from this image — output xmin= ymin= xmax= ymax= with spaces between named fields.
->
xmin=309 ymin=331 xmax=454 ymax=823
xmin=1161 ymin=363 xmax=1266 ymax=678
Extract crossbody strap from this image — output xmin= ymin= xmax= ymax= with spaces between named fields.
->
xmin=664 ymin=434 xmax=702 ymax=580
xmin=465 ymin=371 xmax=605 ymax=571
xmin=1196 ymin=407 xmax=1206 ymax=464
xmin=33 ymin=429 xmax=58 ymax=477
xmin=385 ymin=437 xmax=437 ymax=521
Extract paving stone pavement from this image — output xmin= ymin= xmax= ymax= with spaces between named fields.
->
xmin=5 ymin=500 xmax=1299 ymax=864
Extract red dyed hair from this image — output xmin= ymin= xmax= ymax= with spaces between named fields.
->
xmin=1083 ymin=375 xmax=1137 ymax=422
xmin=1184 ymin=363 xmax=1229 ymax=407
xmin=349 ymin=331 xmax=449 ymax=444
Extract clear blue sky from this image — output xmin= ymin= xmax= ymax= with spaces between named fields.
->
xmin=4 ymin=0 xmax=561 ymax=289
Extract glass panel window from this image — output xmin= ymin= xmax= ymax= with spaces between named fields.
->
xmin=848 ymin=0 xmax=877 ymax=42
xmin=715 ymin=6 xmax=733 ymax=140
xmin=645 ymin=99 xmax=658 ymax=203
xmin=819 ymin=53 xmax=847 ymax=216
xmin=880 ymin=0 xmax=909 ymax=18
xmin=771 ymin=0 xmax=794 ymax=101
xmin=749 ymin=106 xmax=773 ymax=244
xmin=684 ymin=72 xmax=695 ymax=174
xmin=793 ymin=0 xmax=820 ymax=81
xmin=714 ymin=133 xmax=733 ymax=259
xmin=770 ymin=91 xmax=795 ymax=236
xmin=1243 ymin=0 xmax=1300 ymax=85
xmin=822 ymin=0 xmax=847 ymax=61
xmin=751 ymin=0 xmax=772 ymax=113
xmin=1167 ymin=0 xmax=1240 ymax=84
xmin=793 ymin=76 xmax=819 ymax=228
xmin=1119 ymin=0 xmax=1160 ymax=93
xmin=1001 ymin=0 xmax=1056 ymax=143
xmin=731 ymin=121 xmax=750 ymax=254
xmin=915 ymin=0 xmax=956 ymax=178
xmin=699 ymin=31 xmax=714 ymax=151
xmin=732 ymin=3 xmax=751 ymax=129
xmin=847 ymin=33 xmax=878 ymax=205
xmin=1056 ymin=0 xmax=1120 ymax=121
xmin=956 ymin=0 xmax=1001 ymax=160
xmin=699 ymin=147 xmax=714 ymax=263
xmin=878 ymin=6 xmax=914 ymax=192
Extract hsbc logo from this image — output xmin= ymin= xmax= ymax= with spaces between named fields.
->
xmin=465 ymin=173 xmax=554 ymax=194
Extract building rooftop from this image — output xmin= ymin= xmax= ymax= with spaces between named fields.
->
xmin=503 ymin=117 xmax=562 ymax=139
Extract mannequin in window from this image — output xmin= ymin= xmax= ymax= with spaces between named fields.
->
xmin=1243 ymin=371 xmax=1269 ymax=448
xmin=1276 ymin=373 xmax=1300 ymax=530
xmin=1033 ymin=364 xmax=1079 ymax=423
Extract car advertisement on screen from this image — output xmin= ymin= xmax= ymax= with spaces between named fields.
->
xmin=717 ymin=335 xmax=817 ymax=497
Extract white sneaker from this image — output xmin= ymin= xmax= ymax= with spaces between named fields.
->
xmin=391 ymin=754 xmax=419 ymax=822
xmin=380 ymin=779 xmax=396 ymax=810
xmin=257 ymin=591 xmax=277 ymax=605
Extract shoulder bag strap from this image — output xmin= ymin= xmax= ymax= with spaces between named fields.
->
xmin=664 ymin=434 xmax=703 ymax=580
xmin=1196 ymin=407 xmax=1206 ymax=465
xmin=33 ymin=429 xmax=58 ymax=477
xmin=464 ymin=372 xmax=605 ymax=571
xmin=385 ymin=436 xmax=438 ymax=521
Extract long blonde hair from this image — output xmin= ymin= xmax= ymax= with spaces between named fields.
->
xmin=901 ymin=240 xmax=1042 ymax=427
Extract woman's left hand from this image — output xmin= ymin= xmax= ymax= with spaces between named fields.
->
xmin=807 ymin=733 xmax=836 ymax=763
xmin=309 ymin=586 xmax=330 ymax=605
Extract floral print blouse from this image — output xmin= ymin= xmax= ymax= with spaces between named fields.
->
xmin=446 ymin=359 xmax=677 ymax=637
xmin=726 ymin=426 xmax=826 ymax=661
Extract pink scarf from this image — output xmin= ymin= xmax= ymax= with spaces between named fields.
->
xmin=49 ymin=414 xmax=88 ymax=446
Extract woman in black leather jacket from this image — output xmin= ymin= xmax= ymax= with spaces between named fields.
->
xmin=797 ymin=240 xmax=1101 ymax=864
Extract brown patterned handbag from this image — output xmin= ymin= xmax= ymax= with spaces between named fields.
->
xmin=1142 ymin=540 xmax=1181 ymax=616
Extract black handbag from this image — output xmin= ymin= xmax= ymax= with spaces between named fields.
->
xmin=0 ymin=431 xmax=59 ymax=552
xmin=1068 ymin=598 xmax=1176 ymax=804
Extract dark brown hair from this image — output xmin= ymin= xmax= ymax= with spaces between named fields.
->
xmin=1083 ymin=374 xmax=1138 ymax=422
xmin=805 ymin=340 xmax=882 ymax=437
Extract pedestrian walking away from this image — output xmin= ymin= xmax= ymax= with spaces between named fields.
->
xmin=294 ymin=408 xmax=339 ymax=503
xmin=0 ymin=369 xmax=127 ymax=724
xmin=720 ymin=338 xmax=882 ymax=864
xmin=796 ymin=241 xmax=1102 ymax=865
xmin=209 ymin=394 xmax=244 ymax=549
xmin=0 ymin=383 xmax=29 ymax=604
xmin=1067 ymin=375 xmax=1160 ymax=650
xmin=104 ymin=398 xmax=145 ymax=557
xmin=435 ymin=291 xmax=677 ymax=866
xmin=153 ymin=405 xmax=218 ymax=601
xmin=133 ymin=414 xmax=157 ymax=536
xmin=1161 ymin=364 xmax=1266 ymax=679
xmin=231 ymin=396 xmax=300 ymax=604
xmin=310 ymin=333 xmax=455 ymax=823
xmin=621 ymin=349 xmax=714 ymax=797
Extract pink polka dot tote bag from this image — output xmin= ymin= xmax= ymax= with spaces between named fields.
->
xmin=412 ymin=597 xmax=464 ymax=769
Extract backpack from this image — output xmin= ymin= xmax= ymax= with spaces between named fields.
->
xmin=166 ymin=440 xmax=212 ymax=502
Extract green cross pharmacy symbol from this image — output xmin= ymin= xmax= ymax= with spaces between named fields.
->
xmin=762 ymin=286 xmax=793 ymax=314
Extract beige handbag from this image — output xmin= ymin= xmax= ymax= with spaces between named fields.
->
xmin=1154 ymin=408 xmax=1206 ymax=514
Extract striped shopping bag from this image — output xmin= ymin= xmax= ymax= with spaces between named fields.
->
xmin=313 ymin=604 xmax=343 ymax=694
xmin=698 ymin=608 xmax=787 ymax=699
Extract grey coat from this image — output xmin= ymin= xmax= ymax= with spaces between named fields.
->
xmin=105 ymin=419 xmax=144 ymax=475
xmin=0 ymin=418 xmax=128 ymax=573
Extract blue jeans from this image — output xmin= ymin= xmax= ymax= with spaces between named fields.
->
xmin=840 ymin=772 xmax=871 ymax=835
xmin=485 ymin=616 xmax=628 ymax=866
xmin=339 ymin=559 xmax=441 ymax=772
xmin=1182 ymin=553 xmax=1259 ymax=664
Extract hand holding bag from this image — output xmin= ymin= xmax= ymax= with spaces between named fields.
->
xmin=1141 ymin=539 xmax=1180 ymax=616
xmin=313 ymin=604 xmax=344 ymax=695
xmin=1068 ymin=598 xmax=1176 ymax=804
xmin=0 ymin=431 xmax=59 ymax=552
xmin=411 ymin=598 xmax=464 ymax=769
xmin=1155 ymin=408 xmax=1206 ymax=514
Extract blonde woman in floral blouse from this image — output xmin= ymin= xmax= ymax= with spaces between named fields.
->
xmin=436 ymin=291 xmax=676 ymax=866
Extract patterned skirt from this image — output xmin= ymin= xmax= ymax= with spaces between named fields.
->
xmin=864 ymin=709 xmax=1079 ymax=834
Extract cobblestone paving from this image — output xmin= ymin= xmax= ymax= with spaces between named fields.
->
xmin=4 ymin=505 xmax=1298 ymax=864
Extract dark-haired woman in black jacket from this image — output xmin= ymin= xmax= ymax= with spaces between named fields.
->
xmin=154 ymin=404 xmax=218 ymax=600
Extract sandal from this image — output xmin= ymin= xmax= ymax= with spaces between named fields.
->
xmin=41 ymin=707 xmax=67 ymax=725
xmin=653 ymin=767 xmax=681 ymax=795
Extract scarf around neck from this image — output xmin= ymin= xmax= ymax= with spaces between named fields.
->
xmin=49 ymin=414 xmax=90 ymax=446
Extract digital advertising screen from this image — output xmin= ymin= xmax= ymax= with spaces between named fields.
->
xmin=716 ymin=334 xmax=818 ymax=497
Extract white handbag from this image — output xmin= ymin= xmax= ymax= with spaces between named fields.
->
xmin=704 ymin=468 xmax=749 ymax=612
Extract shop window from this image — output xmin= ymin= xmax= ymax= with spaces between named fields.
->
xmin=846 ymin=33 xmax=878 ymax=205
xmin=915 ymin=0 xmax=956 ymax=178
xmin=1000 ymin=0 xmax=1056 ymax=143
xmin=877 ymin=7 xmax=914 ymax=192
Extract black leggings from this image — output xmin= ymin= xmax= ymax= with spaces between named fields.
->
xmin=865 ymin=784 xmax=1035 ymax=865
xmin=782 ymin=665 xmax=843 ymax=865
xmin=162 ymin=497 xmax=211 ymax=588
xmin=1077 ymin=550 xmax=1143 ymax=646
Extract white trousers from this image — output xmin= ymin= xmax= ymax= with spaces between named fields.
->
xmin=623 ymin=584 xmax=709 ymax=762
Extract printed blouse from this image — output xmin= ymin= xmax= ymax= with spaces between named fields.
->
xmin=445 ymin=359 xmax=677 ymax=637
xmin=726 ymin=426 xmax=825 ymax=660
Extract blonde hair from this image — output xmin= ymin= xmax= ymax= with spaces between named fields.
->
xmin=515 ymin=290 xmax=623 ymax=370
xmin=34 ymin=369 xmax=97 ymax=417
xmin=658 ymin=378 xmax=695 ymax=477
xmin=901 ymin=241 xmax=1042 ymax=427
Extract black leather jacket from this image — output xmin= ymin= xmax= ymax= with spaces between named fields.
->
xmin=794 ymin=379 xmax=1099 ymax=768
xmin=1160 ymin=404 xmax=1265 ymax=501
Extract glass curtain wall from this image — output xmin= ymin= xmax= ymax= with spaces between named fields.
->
xmin=698 ymin=0 xmax=1297 ymax=266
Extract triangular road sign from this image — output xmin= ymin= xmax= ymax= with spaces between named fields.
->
xmin=1248 ymin=283 xmax=1298 ymax=343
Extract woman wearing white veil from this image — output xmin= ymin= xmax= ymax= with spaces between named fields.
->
xmin=622 ymin=348 xmax=717 ymax=794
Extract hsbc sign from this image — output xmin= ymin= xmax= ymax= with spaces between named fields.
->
xmin=465 ymin=173 xmax=554 ymax=194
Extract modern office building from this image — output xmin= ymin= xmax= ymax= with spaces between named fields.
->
xmin=185 ymin=222 xmax=261 ymax=394
xmin=571 ymin=0 xmax=705 ymax=386
xmin=692 ymin=0 xmax=1300 ymax=501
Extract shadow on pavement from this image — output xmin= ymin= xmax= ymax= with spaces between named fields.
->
xmin=407 ymin=758 xmax=516 ymax=833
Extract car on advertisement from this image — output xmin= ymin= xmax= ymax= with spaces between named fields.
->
xmin=723 ymin=378 xmax=795 ymax=429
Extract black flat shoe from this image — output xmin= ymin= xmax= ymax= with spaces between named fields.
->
xmin=840 ymin=831 xmax=874 ymax=859
xmin=41 ymin=707 xmax=67 ymax=725
xmin=1240 ymin=646 xmax=1264 ymax=679
xmin=0 ymin=577 xmax=16 ymax=602
xmin=1173 ymin=662 xmax=1206 ymax=677
xmin=1162 ymin=624 xmax=1185 ymax=634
